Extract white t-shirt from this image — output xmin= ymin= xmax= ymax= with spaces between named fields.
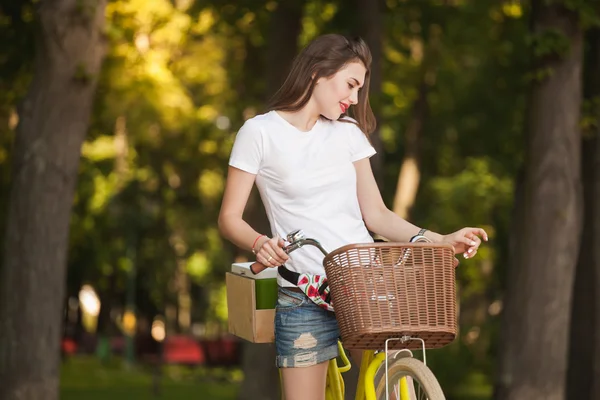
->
xmin=229 ymin=110 xmax=376 ymax=287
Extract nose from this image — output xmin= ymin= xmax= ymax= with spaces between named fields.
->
xmin=349 ymin=90 xmax=358 ymax=105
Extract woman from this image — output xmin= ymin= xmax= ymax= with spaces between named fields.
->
xmin=218 ymin=34 xmax=487 ymax=400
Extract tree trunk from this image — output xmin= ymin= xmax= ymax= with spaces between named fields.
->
xmin=238 ymin=186 xmax=279 ymax=400
xmin=566 ymin=113 xmax=595 ymax=400
xmin=265 ymin=0 xmax=305 ymax=99
xmin=342 ymin=1 xmax=383 ymax=396
xmin=495 ymin=3 xmax=583 ymax=400
xmin=237 ymin=4 xmax=307 ymax=400
xmin=0 ymin=1 xmax=106 ymax=399
xmin=589 ymin=27 xmax=600 ymax=400
xmin=175 ymin=258 xmax=191 ymax=333
xmin=392 ymin=79 xmax=428 ymax=219
xmin=392 ymin=26 xmax=440 ymax=219
xmin=494 ymin=167 xmax=525 ymax=400
xmin=567 ymin=26 xmax=599 ymax=400
xmin=237 ymin=343 xmax=282 ymax=400
xmin=357 ymin=0 xmax=384 ymax=186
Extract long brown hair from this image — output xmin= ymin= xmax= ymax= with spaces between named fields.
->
xmin=266 ymin=34 xmax=376 ymax=136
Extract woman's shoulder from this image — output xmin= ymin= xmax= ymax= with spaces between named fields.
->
xmin=239 ymin=111 xmax=279 ymax=132
xmin=329 ymin=116 xmax=364 ymax=136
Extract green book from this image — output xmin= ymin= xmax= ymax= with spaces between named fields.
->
xmin=231 ymin=262 xmax=278 ymax=310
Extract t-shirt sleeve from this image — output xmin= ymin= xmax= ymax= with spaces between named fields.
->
xmin=348 ymin=123 xmax=376 ymax=162
xmin=228 ymin=120 xmax=263 ymax=174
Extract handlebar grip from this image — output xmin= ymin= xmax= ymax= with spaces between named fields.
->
xmin=250 ymin=262 xmax=268 ymax=275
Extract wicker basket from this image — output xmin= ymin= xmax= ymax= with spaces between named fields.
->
xmin=323 ymin=242 xmax=457 ymax=350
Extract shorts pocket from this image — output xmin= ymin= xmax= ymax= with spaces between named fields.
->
xmin=276 ymin=288 xmax=305 ymax=311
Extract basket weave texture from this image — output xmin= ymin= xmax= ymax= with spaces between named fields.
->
xmin=323 ymin=242 xmax=457 ymax=350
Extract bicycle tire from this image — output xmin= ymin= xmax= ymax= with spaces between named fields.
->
xmin=373 ymin=357 xmax=445 ymax=400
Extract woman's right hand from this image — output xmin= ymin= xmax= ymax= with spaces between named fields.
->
xmin=254 ymin=235 xmax=289 ymax=268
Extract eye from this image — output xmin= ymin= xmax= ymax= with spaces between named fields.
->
xmin=347 ymin=83 xmax=355 ymax=89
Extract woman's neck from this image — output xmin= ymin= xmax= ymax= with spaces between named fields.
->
xmin=276 ymin=103 xmax=321 ymax=132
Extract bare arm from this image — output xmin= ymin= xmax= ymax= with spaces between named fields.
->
xmin=218 ymin=166 xmax=260 ymax=250
xmin=218 ymin=166 xmax=288 ymax=266
xmin=354 ymin=158 xmax=488 ymax=258
xmin=354 ymin=158 xmax=443 ymax=242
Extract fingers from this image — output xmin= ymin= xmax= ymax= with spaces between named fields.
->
xmin=465 ymin=234 xmax=482 ymax=247
xmin=272 ymin=235 xmax=289 ymax=260
xmin=465 ymin=227 xmax=488 ymax=242
xmin=463 ymin=248 xmax=478 ymax=259
xmin=474 ymin=227 xmax=488 ymax=242
xmin=256 ymin=235 xmax=289 ymax=267
xmin=277 ymin=237 xmax=286 ymax=247
xmin=460 ymin=229 xmax=483 ymax=259
xmin=444 ymin=227 xmax=488 ymax=260
xmin=458 ymin=235 xmax=478 ymax=248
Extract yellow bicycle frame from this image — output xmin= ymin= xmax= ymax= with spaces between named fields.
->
xmin=350 ymin=349 xmax=412 ymax=400
xmin=282 ymin=342 xmax=412 ymax=400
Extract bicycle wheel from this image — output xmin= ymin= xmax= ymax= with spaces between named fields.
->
xmin=373 ymin=357 xmax=445 ymax=400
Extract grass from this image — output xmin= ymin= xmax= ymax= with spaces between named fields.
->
xmin=449 ymin=371 xmax=493 ymax=400
xmin=59 ymin=355 xmax=492 ymax=400
xmin=60 ymin=356 xmax=239 ymax=400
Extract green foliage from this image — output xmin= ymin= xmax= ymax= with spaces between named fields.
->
xmin=75 ymin=0 xmax=100 ymax=20
xmin=581 ymin=96 xmax=600 ymax=138
xmin=546 ymin=0 xmax=600 ymax=28
xmin=528 ymin=28 xmax=571 ymax=59
xmin=74 ymin=62 xmax=94 ymax=85
xmin=0 ymin=0 xmax=37 ymax=262
xmin=525 ymin=65 xmax=555 ymax=82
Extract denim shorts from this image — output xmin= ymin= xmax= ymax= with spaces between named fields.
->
xmin=274 ymin=286 xmax=340 ymax=368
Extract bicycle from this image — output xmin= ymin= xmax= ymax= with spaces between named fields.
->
xmin=252 ymin=229 xmax=457 ymax=400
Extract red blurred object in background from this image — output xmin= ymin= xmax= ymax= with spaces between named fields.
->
xmin=200 ymin=336 xmax=240 ymax=367
xmin=61 ymin=337 xmax=78 ymax=355
xmin=162 ymin=335 xmax=205 ymax=365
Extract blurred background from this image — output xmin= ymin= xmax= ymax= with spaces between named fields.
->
xmin=0 ymin=0 xmax=598 ymax=399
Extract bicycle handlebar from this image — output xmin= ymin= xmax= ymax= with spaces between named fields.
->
xmin=248 ymin=230 xmax=438 ymax=276
xmin=250 ymin=229 xmax=328 ymax=275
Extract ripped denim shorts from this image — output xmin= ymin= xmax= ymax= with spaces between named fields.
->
xmin=275 ymin=286 xmax=340 ymax=368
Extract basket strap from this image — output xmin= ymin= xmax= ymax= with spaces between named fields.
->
xmin=278 ymin=266 xmax=333 ymax=304
xmin=278 ymin=265 xmax=301 ymax=285
xmin=278 ymin=265 xmax=330 ymax=293
xmin=318 ymin=280 xmax=329 ymax=295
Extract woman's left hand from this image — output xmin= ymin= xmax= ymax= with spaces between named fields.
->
xmin=441 ymin=227 xmax=488 ymax=259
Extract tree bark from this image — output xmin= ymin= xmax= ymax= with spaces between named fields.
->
xmin=494 ymin=167 xmax=525 ymax=400
xmin=392 ymin=27 xmax=440 ymax=219
xmin=265 ymin=0 xmax=305 ymax=99
xmin=356 ymin=0 xmax=384 ymax=186
xmin=567 ymin=26 xmax=599 ymax=400
xmin=0 ymin=1 xmax=106 ymax=399
xmin=237 ymin=343 xmax=282 ymax=400
xmin=589 ymin=27 xmax=600 ymax=400
xmin=392 ymin=79 xmax=428 ymax=219
xmin=342 ymin=1 xmax=383 ymax=396
xmin=237 ymin=4 xmax=307 ymax=400
xmin=495 ymin=3 xmax=583 ymax=400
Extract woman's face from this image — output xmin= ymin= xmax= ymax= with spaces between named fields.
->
xmin=312 ymin=61 xmax=366 ymax=120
